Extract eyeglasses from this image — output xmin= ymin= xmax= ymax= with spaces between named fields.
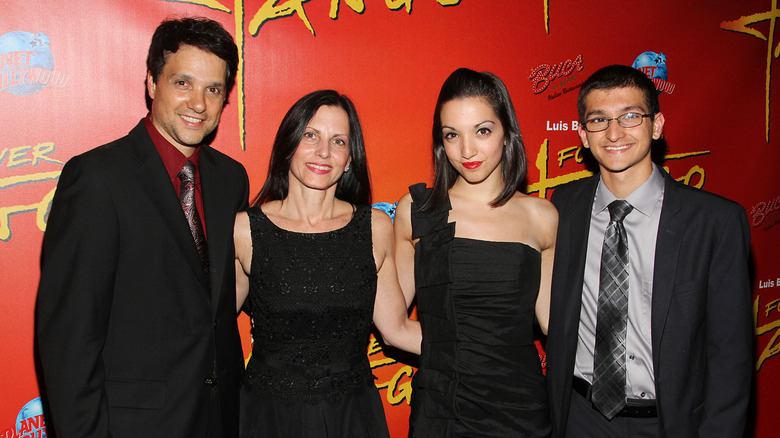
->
xmin=582 ymin=112 xmax=653 ymax=133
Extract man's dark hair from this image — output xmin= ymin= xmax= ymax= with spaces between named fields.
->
xmin=252 ymin=90 xmax=371 ymax=206
xmin=146 ymin=17 xmax=239 ymax=102
xmin=577 ymin=64 xmax=660 ymax=123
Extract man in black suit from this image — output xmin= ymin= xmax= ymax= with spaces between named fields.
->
xmin=36 ymin=17 xmax=249 ymax=438
xmin=546 ymin=65 xmax=752 ymax=437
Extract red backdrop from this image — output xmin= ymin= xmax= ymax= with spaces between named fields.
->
xmin=2 ymin=0 xmax=779 ymax=436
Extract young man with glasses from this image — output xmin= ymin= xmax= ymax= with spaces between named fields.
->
xmin=545 ymin=64 xmax=752 ymax=437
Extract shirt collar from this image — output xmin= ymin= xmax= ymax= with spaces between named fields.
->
xmin=594 ymin=164 xmax=665 ymax=218
xmin=143 ymin=114 xmax=201 ymax=182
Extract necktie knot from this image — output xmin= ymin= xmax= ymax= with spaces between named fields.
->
xmin=178 ymin=160 xmax=196 ymax=182
xmin=608 ymin=200 xmax=633 ymax=223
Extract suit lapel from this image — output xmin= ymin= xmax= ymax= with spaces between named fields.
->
xmin=563 ymin=176 xmax=599 ymax=338
xmin=128 ymin=123 xmax=210 ymax=292
xmin=200 ymin=147 xmax=230 ymax=309
xmin=651 ymin=173 xmax=685 ymax=367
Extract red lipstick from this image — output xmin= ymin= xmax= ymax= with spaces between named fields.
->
xmin=462 ymin=161 xmax=482 ymax=169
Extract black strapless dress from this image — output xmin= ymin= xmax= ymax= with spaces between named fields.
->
xmin=408 ymin=183 xmax=551 ymax=438
xmin=239 ymin=205 xmax=390 ymax=438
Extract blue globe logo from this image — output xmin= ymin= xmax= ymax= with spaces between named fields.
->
xmin=632 ymin=51 xmax=667 ymax=94
xmin=372 ymin=202 xmax=397 ymax=222
xmin=15 ymin=397 xmax=47 ymax=438
xmin=0 ymin=31 xmax=54 ymax=96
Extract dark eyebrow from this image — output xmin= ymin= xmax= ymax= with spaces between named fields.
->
xmin=585 ymin=105 xmax=647 ymax=119
xmin=206 ymin=80 xmax=226 ymax=90
xmin=442 ymin=120 xmax=496 ymax=130
xmin=171 ymin=73 xmax=225 ymax=89
xmin=171 ymin=73 xmax=192 ymax=81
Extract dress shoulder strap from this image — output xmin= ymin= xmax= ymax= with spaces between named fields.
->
xmin=409 ymin=182 xmax=429 ymax=205
xmin=408 ymin=183 xmax=452 ymax=240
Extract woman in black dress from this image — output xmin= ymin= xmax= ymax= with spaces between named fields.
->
xmin=394 ymin=68 xmax=557 ymax=437
xmin=234 ymin=90 xmax=421 ymax=437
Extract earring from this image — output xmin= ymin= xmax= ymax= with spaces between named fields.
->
xmin=344 ymin=166 xmax=350 ymax=173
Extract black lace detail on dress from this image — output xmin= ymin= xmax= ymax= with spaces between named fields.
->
xmin=244 ymin=350 xmax=373 ymax=405
xmin=243 ymin=205 xmax=377 ymax=404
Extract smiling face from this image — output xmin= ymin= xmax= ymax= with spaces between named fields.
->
xmin=288 ymin=105 xmax=351 ymax=194
xmin=440 ymin=96 xmax=506 ymax=186
xmin=578 ymin=86 xmax=664 ymax=188
xmin=147 ymin=44 xmax=228 ymax=156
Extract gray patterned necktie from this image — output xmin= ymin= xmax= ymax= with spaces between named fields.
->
xmin=592 ymin=199 xmax=633 ymax=419
xmin=178 ymin=160 xmax=209 ymax=281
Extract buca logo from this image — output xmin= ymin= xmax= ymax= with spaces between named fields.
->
xmin=0 ymin=31 xmax=68 ymax=96
xmin=632 ymin=51 xmax=675 ymax=95
xmin=1 ymin=398 xmax=47 ymax=438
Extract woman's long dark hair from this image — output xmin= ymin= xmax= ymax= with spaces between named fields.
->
xmin=251 ymin=90 xmax=371 ymax=206
xmin=421 ymin=68 xmax=526 ymax=212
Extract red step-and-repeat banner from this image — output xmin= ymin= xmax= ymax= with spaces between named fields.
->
xmin=2 ymin=1 xmax=779 ymax=436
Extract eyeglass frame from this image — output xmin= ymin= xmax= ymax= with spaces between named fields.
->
xmin=581 ymin=112 xmax=654 ymax=133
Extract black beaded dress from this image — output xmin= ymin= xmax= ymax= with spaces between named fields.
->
xmin=239 ymin=205 xmax=390 ymax=438
xmin=408 ymin=183 xmax=551 ymax=437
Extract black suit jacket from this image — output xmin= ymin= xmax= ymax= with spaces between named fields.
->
xmin=546 ymin=171 xmax=752 ymax=437
xmin=37 ymin=121 xmax=249 ymax=438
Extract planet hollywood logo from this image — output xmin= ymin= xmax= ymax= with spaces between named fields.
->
xmin=372 ymin=202 xmax=397 ymax=221
xmin=1 ymin=398 xmax=46 ymax=438
xmin=632 ymin=51 xmax=675 ymax=95
xmin=1 ymin=31 xmax=69 ymax=96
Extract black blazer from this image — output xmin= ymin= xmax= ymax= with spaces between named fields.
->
xmin=546 ymin=171 xmax=752 ymax=437
xmin=37 ymin=121 xmax=249 ymax=438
